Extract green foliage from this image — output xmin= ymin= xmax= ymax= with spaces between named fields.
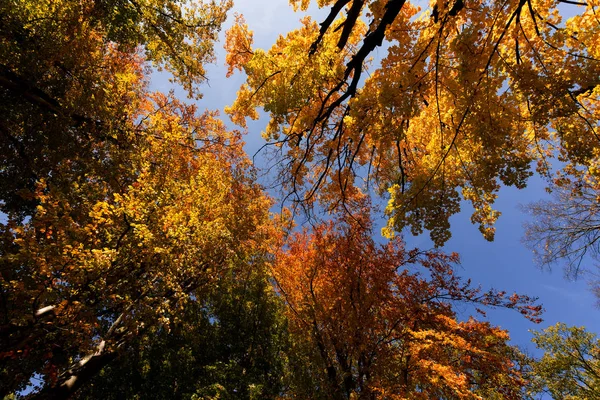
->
xmin=73 ymin=266 xmax=289 ymax=400
xmin=529 ymin=323 xmax=600 ymax=399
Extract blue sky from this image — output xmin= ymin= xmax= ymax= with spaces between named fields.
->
xmin=154 ymin=0 xmax=600 ymax=356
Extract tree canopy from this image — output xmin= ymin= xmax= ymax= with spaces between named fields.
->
xmin=72 ymin=262 xmax=289 ymax=400
xmin=226 ymin=0 xmax=600 ymax=246
xmin=273 ymin=209 xmax=540 ymax=398
xmin=1 ymin=0 xmax=274 ymax=397
xmin=2 ymin=0 xmax=600 ymax=398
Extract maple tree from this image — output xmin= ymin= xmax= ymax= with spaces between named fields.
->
xmin=0 ymin=0 xmax=276 ymax=398
xmin=528 ymin=323 xmax=600 ymax=399
xmin=0 ymin=89 xmax=274 ymax=398
xmin=226 ymin=0 xmax=600 ymax=246
xmin=272 ymin=209 xmax=541 ymax=399
xmin=0 ymin=0 xmax=231 ymax=220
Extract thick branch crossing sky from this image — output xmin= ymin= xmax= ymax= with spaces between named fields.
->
xmin=154 ymin=0 xmax=600 ymax=355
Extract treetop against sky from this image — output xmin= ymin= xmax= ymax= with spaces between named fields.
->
xmin=226 ymin=0 xmax=600 ymax=244
xmin=219 ymin=0 xmax=600 ymax=339
xmin=1 ymin=0 xmax=600 ymax=398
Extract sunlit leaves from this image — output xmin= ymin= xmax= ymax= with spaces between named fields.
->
xmin=1 ymin=87 xmax=274 ymax=396
xmin=226 ymin=0 xmax=600 ymax=245
xmin=273 ymin=210 xmax=541 ymax=398
xmin=0 ymin=0 xmax=274 ymax=396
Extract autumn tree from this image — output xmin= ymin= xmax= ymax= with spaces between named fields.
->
xmin=0 ymin=0 xmax=277 ymax=398
xmin=0 ymin=0 xmax=231 ymax=220
xmin=528 ymin=323 xmax=600 ymax=399
xmin=272 ymin=209 xmax=542 ymax=399
xmin=225 ymin=0 xmax=600 ymax=246
xmin=0 ymin=90 xmax=275 ymax=398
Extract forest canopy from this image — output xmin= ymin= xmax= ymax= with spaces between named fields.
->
xmin=227 ymin=0 xmax=600 ymax=247
xmin=1 ymin=0 xmax=599 ymax=398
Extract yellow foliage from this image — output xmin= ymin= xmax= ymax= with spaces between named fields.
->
xmin=227 ymin=0 xmax=600 ymax=246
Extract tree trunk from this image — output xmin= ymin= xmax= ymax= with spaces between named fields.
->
xmin=31 ymin=341 xmax=117 ymax=400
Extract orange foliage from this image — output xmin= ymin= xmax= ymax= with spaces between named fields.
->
xmin=273 ymin=210 xmax=540 ymax=398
